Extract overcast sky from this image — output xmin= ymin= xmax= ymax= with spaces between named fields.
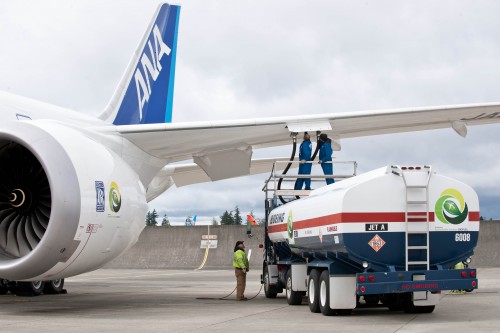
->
xmin=1 ymin=1 xmax=499 ymax=224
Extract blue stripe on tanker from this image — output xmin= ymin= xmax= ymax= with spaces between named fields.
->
xmin=284 ymin=231 xmax=478 ymax=269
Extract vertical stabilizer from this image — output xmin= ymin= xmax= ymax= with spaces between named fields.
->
xmin=99 ymin=3 xmax=180 ymax=125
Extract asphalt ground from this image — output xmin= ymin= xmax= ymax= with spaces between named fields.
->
xmin=0 ymin=268 xmax=498 ymax=332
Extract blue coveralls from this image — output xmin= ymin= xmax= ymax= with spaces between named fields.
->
xmin=319 ymin=140 xmax=334 ymax=185
xmin=294 ymin=139 xmax=312 ymax=190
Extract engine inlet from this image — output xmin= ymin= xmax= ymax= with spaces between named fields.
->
xmin=0 ymin=141 xmax=51 ymax=259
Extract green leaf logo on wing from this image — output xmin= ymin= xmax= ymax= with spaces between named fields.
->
xmin=435 ymin=188 xmax=468 ymax=225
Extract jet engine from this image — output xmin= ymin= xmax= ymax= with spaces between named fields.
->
xmin=0 ymin=120 xmax=147 ymax=281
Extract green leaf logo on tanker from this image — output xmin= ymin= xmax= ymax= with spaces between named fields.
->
xmin=109 ymin=181 xmax=121 ymax=213
xmin=287 ymin=211 xmax=293 ymax=238
xmin=434 ymin=188 xmax=468 ymax=225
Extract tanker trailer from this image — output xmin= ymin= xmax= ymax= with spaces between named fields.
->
xmin=262 ymin=165 xmax=478 ymax=315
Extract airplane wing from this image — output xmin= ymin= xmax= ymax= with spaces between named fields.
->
xmin=164 ymin=157 xmax=292 ymax=187
xmin=109 ymin=102 xmax=500 ymax=183
xmin=145 ymin=157 xmax=294 ymax=201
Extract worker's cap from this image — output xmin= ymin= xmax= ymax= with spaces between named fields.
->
xmin=235 ymin=241 xmax=245 ymax=247
xmin=319 ymin=133 xmax=328 ymax=141
xmin=304 ymin=131 xmax=308 ymax=135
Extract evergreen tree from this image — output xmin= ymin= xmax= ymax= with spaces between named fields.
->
xmin=145 ymin=211 xmax=152 ymax=226
xmin=211 ymin=217 xmax=218 ymax=226
xmin=233 ymin=206 xmax=243 ymax=225
xmin=161 ymin=214 xmax=170 ymax=226
xmin=220 ymin=210 xmax=234 ymax=225
xmin=150 ymin=209 xmax=159 ymax=226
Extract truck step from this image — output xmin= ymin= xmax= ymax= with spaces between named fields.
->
xmin=408 ymin=246 xmax=428 ymax=250
xmin=407 ymin=261 xmax=429 ymax=265
xmin=407 ymin=200 xmax=427 ymax=204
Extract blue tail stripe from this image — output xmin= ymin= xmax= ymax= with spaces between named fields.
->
xmin=112 ymin=4 xmax=180 ymax=125
xmin=165 ymin=6 xmax=180 ymax=123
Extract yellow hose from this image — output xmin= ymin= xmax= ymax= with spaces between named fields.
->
xmin=195 ymin=247 xmax=209 ymax=270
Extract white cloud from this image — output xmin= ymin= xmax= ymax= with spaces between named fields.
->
xmin=1 ymin=0 xmax=499 ymax=219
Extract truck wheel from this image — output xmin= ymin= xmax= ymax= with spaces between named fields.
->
xmin=403 ymin=303 xmax=435 ymax=314
xmin=382 ymin=294 xmax=403 ymax=311
xmin=402 ymin=294 xmax=435 ymax=314
xmin=286 ymin=271 xmax=304 ymax=305
xmin=319 ymin=270 xmax=336 ymax=316
xmin=16 ymin=281 xmax=45 ymax=296
xmin=264 ymin=267 xmax=278 ymax=298
xmin=43 ymin=279 xmax=65 ymax=294
xmin=364 ymin=295 xmax=380 ymax=306
xmin=308 ymin=269 xmax=320 ymax=313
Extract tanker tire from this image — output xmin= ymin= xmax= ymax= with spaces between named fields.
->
xmin=336 ymin=309 xmax=353 ymax=315
xmin=382 ymin=294 xmax=403 ymax=311
xmin=286 ymin=271 xmax=304 ymax=305
xmin=319 ymin=270 xmax=335 ymax=316
xmin=264 ymin=268 xmax=278 ymax=299
xmin=364 ymin=295 xmax=380 ymax=306
xmin=308 ymin=269 xmax=320 ymax=313
xmin=403 ymin=303 xmax=435 ymax=314
xmin=43 ymin=279 xmax=65 ymax=294
xmin=402 ymin=294 xmax=435 ymax=314
xmin=16 ymin=281 xmax=45 ymax=296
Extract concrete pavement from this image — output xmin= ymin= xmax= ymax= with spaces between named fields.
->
xmin=0 ymin=268 xmax=498 ymax=332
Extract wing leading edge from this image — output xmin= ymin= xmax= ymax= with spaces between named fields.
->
xmin=105 ymin=102 xmax=500 ymax=186
xmin=113 ymin=102 xmax=500 ymax=159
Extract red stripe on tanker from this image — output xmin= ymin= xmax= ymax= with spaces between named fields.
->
xmin=267 ymin=166 xmax=480 ymax=249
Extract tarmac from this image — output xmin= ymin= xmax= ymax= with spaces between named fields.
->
xmin=0 ymin=267 xmax=499 ymax=332
xmin=1 ymin=222 xmax=498 ymax=332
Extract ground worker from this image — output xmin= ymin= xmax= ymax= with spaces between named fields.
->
xmin=318 ymin=133 xmax=334 ymax=185
xmin=294 ymin=132 xmax=312 ymax=190
xmin=233 ymin=240 xmax=249 ymax=301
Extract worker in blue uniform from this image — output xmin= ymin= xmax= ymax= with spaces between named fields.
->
xmin=294 ymin=132 xmax=312 ymax=190
xmin=318 ymin=133 xmax=334 ymax=185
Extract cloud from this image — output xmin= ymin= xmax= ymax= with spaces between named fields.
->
xmin=1 ymin=0 xmax=499 ymax=220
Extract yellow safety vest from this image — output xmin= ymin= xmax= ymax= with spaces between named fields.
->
xmin=233 ymin=249 xmax=249 ymax=269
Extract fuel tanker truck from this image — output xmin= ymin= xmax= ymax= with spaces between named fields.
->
xmin=261 ymin=165 xmax=478 ymax=315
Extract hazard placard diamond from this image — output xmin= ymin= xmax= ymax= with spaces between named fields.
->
xmin=368 ymin=234 xmax=386 ymax=252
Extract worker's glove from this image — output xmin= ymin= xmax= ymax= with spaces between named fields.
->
xmin=242 ymin=268 xmax=247 ymax=273
xmin=300 ymin=159 xmax=306 ymax=164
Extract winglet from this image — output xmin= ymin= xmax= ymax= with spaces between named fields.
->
xmin=99 ymin=3 xmax=181 ymax=125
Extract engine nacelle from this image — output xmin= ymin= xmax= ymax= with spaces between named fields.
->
xmin=0 ymin=120 xmax=147 ymax=280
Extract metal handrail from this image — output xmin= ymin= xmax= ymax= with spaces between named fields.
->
xmin=262 ymin=160 xmax=358 ymax=195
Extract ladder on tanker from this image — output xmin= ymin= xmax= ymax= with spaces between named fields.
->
xmin=392 ymin=165 xmax=432 ymax=271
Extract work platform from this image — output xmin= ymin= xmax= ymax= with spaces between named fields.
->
xmin=262 ymin=160 xmax=358 ymax=202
